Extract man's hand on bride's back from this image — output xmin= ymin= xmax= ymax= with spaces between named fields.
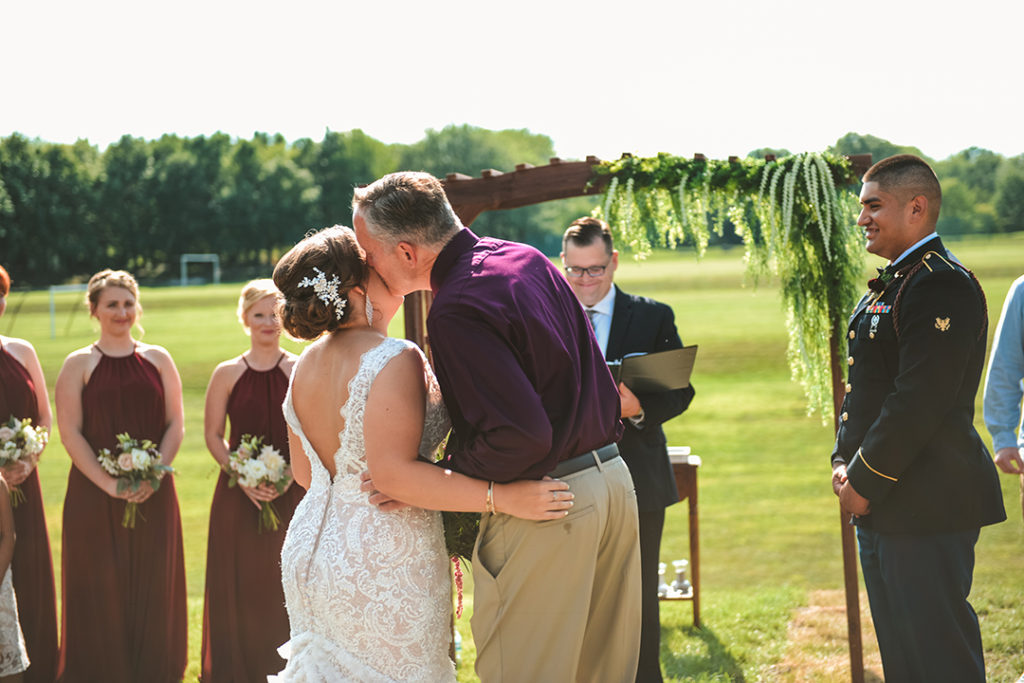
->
xmin=360 ymin=470 xmax=413 ymax=511
xmin=496 ymin=476 xmax=574 ymax=521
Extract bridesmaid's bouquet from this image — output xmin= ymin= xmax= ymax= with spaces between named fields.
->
xmin=0 ymin=416 xmax=49 ymax=506
xmin=97 ymin=432 xmax=174 ymax=528
xmin=225 ymin=434 xmax=290 ymax=533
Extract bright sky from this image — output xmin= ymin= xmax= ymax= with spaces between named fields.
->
xmin=4 ymin=0 xmax=1023 ymax=165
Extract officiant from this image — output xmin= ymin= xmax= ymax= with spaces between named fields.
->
xmin=561 ymin=217 xmax=696 ymax=683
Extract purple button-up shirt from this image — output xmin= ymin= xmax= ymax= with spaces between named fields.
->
xmin=428 ymin=228 xmax=623 ymax=482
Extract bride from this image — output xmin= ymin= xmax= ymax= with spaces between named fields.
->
xmin=271 ymin=226 xmax=575 ymax=682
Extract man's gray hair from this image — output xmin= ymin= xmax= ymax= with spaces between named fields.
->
xmin=352 ymin=171 xmax=462 ymax=247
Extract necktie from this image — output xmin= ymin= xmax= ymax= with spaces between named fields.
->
xmin=585 ymin=308 xmax=597 ymax=330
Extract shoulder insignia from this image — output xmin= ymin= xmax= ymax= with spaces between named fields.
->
xmin=935 ymin=317 xmax=951 ymax=332
xmin=921 ymin=251 xmax=956 ymax=273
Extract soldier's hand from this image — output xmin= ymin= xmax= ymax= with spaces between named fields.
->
xmin=831 ymin=462 xmax=848 ymax=497
xmin=838 ymin=481 xmax=870 ymax=516
xmin=993 ymin=447 xmax=1024 ymax=475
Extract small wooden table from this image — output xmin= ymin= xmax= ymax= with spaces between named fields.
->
xmin=660 ymin=447 xmax=701 ymax=628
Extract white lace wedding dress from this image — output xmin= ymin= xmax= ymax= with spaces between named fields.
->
xmin=274 ymin=337 xmax=456 ymax=682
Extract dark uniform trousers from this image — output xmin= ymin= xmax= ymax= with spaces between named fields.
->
xmin=832 ymin=237 xmax=1005 ymax=683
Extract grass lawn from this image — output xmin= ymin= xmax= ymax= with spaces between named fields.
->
xmin=6 ymin=231 xmax=1024 ymax=681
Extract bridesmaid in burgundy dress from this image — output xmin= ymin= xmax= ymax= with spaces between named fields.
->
xmin=0 ymin=265 xmax=58 ymax=682
xmin=200 ymin=279 xmax=300 ymax=682
xmin=54 ymin=270 xmax=186 ymax=683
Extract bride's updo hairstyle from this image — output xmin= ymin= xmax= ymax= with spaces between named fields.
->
xmin=273 ymin=226 xmax=367 ymax=340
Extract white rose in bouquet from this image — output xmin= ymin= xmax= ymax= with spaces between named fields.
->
xmin=244 ymin=458 xmax=268 ymax=484
xmin=131 ymin=448 xmax=152 ymax=471
xmin=0 ymin=427 xmax=16 ymax=442
xmin=259 ymin=447 xmax=286 ymax=480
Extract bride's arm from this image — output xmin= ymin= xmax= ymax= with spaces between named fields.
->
xmin=288 ymin=427 xmax=311 ymax=490
xmin=364 ymin=348 xmax=573 ymax=521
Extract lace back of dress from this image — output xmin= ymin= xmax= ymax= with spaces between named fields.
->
xmin=336 ymin=338 xmax=410 ymax=480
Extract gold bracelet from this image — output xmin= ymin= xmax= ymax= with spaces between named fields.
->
xmin=485 ymin=481 xmax=495 ymax=514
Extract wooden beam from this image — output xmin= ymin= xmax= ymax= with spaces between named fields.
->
xmin=847 ymin=153 xmax=873 ymax=178
xmin=441 ymin=152 xmax=872 ymax=226
xmin=442 ymin=159 xmax=608 ymax=226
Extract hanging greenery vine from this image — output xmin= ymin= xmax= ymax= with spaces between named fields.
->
xmin=592 ymin=152 xmax=864 ymax=422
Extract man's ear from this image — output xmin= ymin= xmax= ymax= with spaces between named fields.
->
xmin=907 ymin=194 xmax=929 ymax=223
xmin=396 ymin=241 xmax=417 ymax=266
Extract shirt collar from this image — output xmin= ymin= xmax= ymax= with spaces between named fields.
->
xmin=891 ymin=231 xmax=939 ymax=268
xmin=587 ymin=284 xmax=617 ymax=318
xmin=430 ymin=228 xmax=478 ymax=294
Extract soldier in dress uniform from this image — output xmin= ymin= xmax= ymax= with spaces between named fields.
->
xmin=829 ymin=154 xmax=1005 ymax=682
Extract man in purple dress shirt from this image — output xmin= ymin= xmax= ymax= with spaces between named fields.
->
xmin=353 ymin=171 xmax=642 ymax=682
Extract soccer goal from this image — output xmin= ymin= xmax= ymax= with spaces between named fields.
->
xmin=48 ymin=284 xmax=89 ymax=338
xmin=180 ymin=254 xmax=221 ymax=286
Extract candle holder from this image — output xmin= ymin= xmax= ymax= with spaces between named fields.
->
xmin=671 ymin=559 xmax=691 ymax=596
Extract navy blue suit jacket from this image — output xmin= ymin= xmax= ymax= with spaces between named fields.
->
xmin=606 ymin=288 xmax=694 ymax=512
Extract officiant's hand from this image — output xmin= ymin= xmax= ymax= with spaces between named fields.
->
xmin=359 ymin=470 xmax=412 ymax=511
xmin=618 ymin=382 xmax=642 ymax=419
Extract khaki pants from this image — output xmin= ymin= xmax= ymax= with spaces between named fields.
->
xmin=472 ymin=456 xmax=642 ymax=683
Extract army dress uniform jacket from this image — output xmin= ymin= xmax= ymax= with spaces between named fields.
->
xmin=831 ymin=236 xmax=1005 ymax=534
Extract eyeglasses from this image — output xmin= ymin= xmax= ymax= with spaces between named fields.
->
xmin=563 ymin=264 xmax=609 ymax=278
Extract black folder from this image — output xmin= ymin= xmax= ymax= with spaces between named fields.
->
xmin=607 ymin=345 xmax=697 ymax=393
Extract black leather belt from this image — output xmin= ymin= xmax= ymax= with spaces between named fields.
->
xmin=549 ymin=443 xmax=620 ymax=478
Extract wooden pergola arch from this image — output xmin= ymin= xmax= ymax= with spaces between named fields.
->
xmin=405 ymin=152 xmax=873 ymax=682
xmin=405 ymin=152 xmax=873 ymax=349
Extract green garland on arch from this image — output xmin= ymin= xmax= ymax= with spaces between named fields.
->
xmin=592 ymin=152 xmax=864 ymax=422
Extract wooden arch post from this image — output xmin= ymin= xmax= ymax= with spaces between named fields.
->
xmin=405 ymin=152 xmax=872 ymax=682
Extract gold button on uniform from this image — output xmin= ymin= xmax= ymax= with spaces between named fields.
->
xmin=845 ymin=383 xmax=852 ymax=393
xmin=841 ymin=412 xmax=849 ymax=422
xmin=847 ymin=356 xmax=854 ymax=366
xmin=848 ymin=330 xmax=855 ymax=340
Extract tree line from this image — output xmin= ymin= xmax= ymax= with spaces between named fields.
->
xmin=2 ymin=127 xmax=1022 ymax=287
